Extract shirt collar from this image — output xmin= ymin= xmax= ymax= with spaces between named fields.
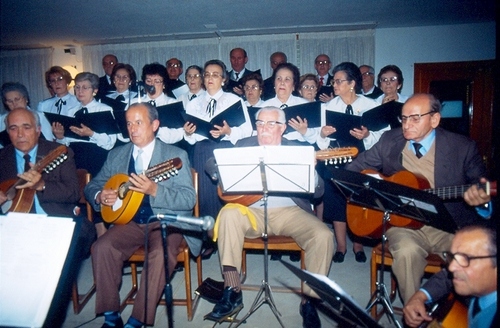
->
xmin=410 ymin=129 xmax=436 ymax=154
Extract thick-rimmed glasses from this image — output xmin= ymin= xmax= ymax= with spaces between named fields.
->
xmin=187 ymin=74 xmax=201 ymax=80
xmin=244 ymin=85 xmax=260 ymax=91
xmin=443 ymin=251 xmax=496 ymax=268
xmin=331 ymin=79 xmax=349 ymax=86
xmin=315 ymin=60 xmax=330 ymax=66
xmin=301 ymin=85 xmax=317 ymax=90
xmin=145 ymin=79 xmax=163 ymax=85
xmin=255 ymin=120 xmax=284 ymax=129
xmin=400 ymin=111 xmax=435 ymax=124
xmin=203 ymin=72 xmax=222 ymax=78
xmin=49 ymin=76 xmax=65 ymax=85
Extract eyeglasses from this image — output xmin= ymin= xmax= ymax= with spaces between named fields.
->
xmin=301 ymin=85 xmax=317 ymax=90
xmin=400 ymin=111 xmax=435 ymax=124
xmin=102 ymin=61 xmax=115 ymax=66
xmin=145 ymin=79 xmax=163 ymax=85
xmin=167 ymin=63 xmax=181 ymax=68
xmin=380 ymin=76 xmax=398 ymax=83
xmin=74 ymin=85 xmax=93 ymax=91
xmin=255 ymin=120 xmax=284 ymax=128
xmin=362 ymin=72 xmax=374 ymax=76
xmin=187 ymin=74 xmax=201 ymax=80
xmin=315 ymin=60 xmax=330 ymax=65
xmin=203 ymin=72 xmax=223 ymax=78
xmin=331 ymin=79 xmax=349 ymax=86
xmin=48 ymin=76 xmax=64 ymax=85
xmin=244 ymin=85 xmax=260 ymax=91
xmin=443 ymin=251 xmax=496 ymax=268
xmin=271 ymin=61 xmax=285 ymax=66
xmin=114 ymin=74 xmax=130 ymax=81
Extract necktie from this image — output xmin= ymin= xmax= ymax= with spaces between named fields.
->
xmin=345 ymin=104 xmax=353 ymax=115
xmin=280 ymin=104 xmax=288 ymax=109
xmin=149 ymin=100 xmax=156 ymax=107
xmin=116 ymin=95 xmax=125 ymax=102
xmin=413 ymin=143 xmax=423 ymax=159
xmin=207 ymin=98 xmax=216 ymax=117
xmin=235 ymin=72 xmax=240 ymax=80
xmin=472 ymin=297 xmax=481 ymax=317
xmin=135 ymin=149 xmax=144 ymax=174
xmin=189 ymin=94 xmax=197 ymax=101
xmin=74 ymin=107 xmax=88 ymax=119
xmin=319 ymin=77 xmax=324 ymax=87
xmin=23 ymin=154 xmax=31 ymax=172
xmin=55 ymin=98 xmax=66 ymax=114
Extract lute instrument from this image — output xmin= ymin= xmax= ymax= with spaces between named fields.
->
xmin=101 ymin=157 xmax=182 ymax=225
xmin=218 ymin=147 xmax=359 ymax=206
xmin=0 ymin=145 xmax=69 ymax=213
xmin=347 ymin=169 xmax=497 ymax=238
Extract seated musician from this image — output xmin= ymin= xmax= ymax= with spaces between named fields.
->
xmin=346 ymin=93 xmax=492 ymax=304
xmin=403 ymin=224 xmax=497 ymax=328
xmin=0 ymin=108 xmax=95 ymax=327
xmin=84 ymin=102 xmax=202 ymax=328
xmin=206 ymin=106 xmax=333 ymax=327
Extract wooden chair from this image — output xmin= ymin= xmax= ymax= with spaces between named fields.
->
xmin=241 ymin=236 xmax=305 ymax=293
xmin=120 ymin=168 xmax=202 ymax=321
xmin=71 ymin=169 xmax=96 ymax=314
xmin=370 ymin=242 xmax=445 ymax=319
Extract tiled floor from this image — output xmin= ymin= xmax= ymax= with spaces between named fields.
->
xmin=63 ymin=234 xmax=403 ymax=328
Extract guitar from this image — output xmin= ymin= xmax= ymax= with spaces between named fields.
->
xmin=218 ymin=147 xmax=359 ymax=206
xmin=423 ymin=293 xmax=468 ymax=328
xmin=347 ymin=170 xmax=497 ymax=238
xmin=0 ymin=145 xmax=69 ymax=213
xmin=101 ymin=157 xmax=182 ymax=225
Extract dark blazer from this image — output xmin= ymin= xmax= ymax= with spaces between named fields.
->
xmin=262 ymin=76 xmax=275 ymax=101
xmin=364 ymin=86 xmax=384 ymax=99
xmin=234 ymin=136 xmax=324 ymax=213
xmin=346 ymin=127 xmax=487 ymax=228
xmin=225 ymin=69 xmax=260 ymax=96
xmin=0 ymin=138 xmax=79 ymax=217
xmin=164 ymin=78 xmax=186 ymax=98
xmin=97 ymin=75 xmax=116 ymax=100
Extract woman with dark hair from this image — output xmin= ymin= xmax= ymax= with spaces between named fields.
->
xmin=241 ymin=73 xmax=264 ymax=107
xmin=107 ymin=63 xmax=138 ymax=106
xmin=52 ymin=72 xmax=116 ymax=175
xmin=37 ymin=66 xmax=79 ymax=116
xmin=299 ymin=73 xmax=319 ymax=102
xmin=376 ymin=64 xmax=408 ymax=104
xmin=261 ymin=63 xmax=318 ymax=144
xmin=177 ymin=65 xmax=205 ymax=108
xmin=318 ymin=62 xmax=381 ymax=264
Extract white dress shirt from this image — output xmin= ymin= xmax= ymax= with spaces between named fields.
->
xmin=37 ymin=93 xmax=79 ymax=116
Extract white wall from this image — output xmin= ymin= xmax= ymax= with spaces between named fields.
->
xmin=374 ymin=22 xmax=496 ymax=94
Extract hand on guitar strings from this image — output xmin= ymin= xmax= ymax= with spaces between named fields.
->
xmin=17 ymin=168 xmax=45 ymax=191
xmin=463 ymin=177 xmax=491 ymax=206
xmin=129 ymin=173 xmax=158 ymax=197
xmin=402 ymin=291 xmax=432 ymax=327
xmin=100 ymin=189 xmax=118 ymax=206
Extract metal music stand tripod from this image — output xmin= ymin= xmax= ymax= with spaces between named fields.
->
xmin=213 ymin=145 xmax=316 ymax=328
xmin=329 ymin=169 xmax=456 ymax=328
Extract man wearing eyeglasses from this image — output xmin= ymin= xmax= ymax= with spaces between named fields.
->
xmin=164 ymin=58 xmax=186 ymax=99
xmin=96 ymin=54 xmax=118 ymax=100
xmin=206 ymin=106 xmax=333 ymax=327
xmin=314 ymin=54 xmax=334 ymax=102
xmin=359 ymin=65 xmax=383 ymax=100
xmin=346 ymin=93 xmax=492 ymax=304
xmin=403 ymin=224 xmax=497 ymax=328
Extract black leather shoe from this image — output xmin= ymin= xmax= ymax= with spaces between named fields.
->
xmin=332 ymin=251 xmax=346 ymax=263
xmin=290 ymin=253 xmax=301 ymax=262
xmin=210 ymin=286 xmax=243 ymax=319
xmin=270 ymin=253 xmax=282 ymax=261
xmin=101 ymin=317 xmax=123 ymax=328
xmin=300 ymin=300 xmax=321 ymax=328
xmin=354 ymin=251 xmax=367 ymax=263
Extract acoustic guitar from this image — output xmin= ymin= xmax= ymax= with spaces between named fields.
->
xmin=423 ymin=293 xmax=468 ymax=328
xmin=218 ymin=147 xmax=359 ymax=206
xmin=101 ymin=157 xmax=182 ymax=225
xmin=347 ymin=169 xmax=497 ymax=238
xmin=0 ymin=145 xmax=69 ymax=213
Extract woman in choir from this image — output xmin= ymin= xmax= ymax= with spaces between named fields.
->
xmin=37 ymin=66 xmax=79 ymax=116
xmin=52 ymin=72 xmax=116 ymax=175
xmin=299 ymin=73 xmax=319 ymax=102
xmin=177 ymin=65 xmax=205 ymax=108
xmin=241 ymin=73 xmax=264 ymax=107
xmin=261 ymin=63 xmax=318 ymax=144
xmin=375 ymin=64 xmax=408 ymax=104
xmin=318 ymin=62 xmax=381 ymax=264
xmin=107 ymin=63 xmax=138 ymax=107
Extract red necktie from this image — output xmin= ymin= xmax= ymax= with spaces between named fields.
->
xmin=319 ymin=77 xmax=324 ymax=87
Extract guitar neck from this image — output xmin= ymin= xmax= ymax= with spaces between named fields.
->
xmin=426 ymin=181 xmax=494 ymax=200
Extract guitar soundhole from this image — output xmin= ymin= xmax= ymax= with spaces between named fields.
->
xmin=118 ymin=183 xmax=128 ymax=199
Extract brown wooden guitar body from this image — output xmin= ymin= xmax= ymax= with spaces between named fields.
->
xmin=101 ymin=173 xmax=145 ymax=225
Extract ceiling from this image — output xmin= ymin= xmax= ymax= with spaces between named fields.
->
xmin=0 ymin=0 xmax=495 ymax=50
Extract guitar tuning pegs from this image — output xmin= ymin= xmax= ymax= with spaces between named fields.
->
xmin=348 ymin=156 xmax=353 ymax=162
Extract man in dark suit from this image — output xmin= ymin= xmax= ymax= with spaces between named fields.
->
xmin=85 ymin=102 xmax=201 ymax=328
xmin=96 ymin=54 xmax=118 ymax=99
xmin=164 ymin=57 xmax=186 ymax=98
xmin=403 ymin=224 xmax=497 ymax=328
xmin=359 ymin=65 xmax=383 ymax=99
xmin=0 ymin=107 xmax=94 ymax=327
xmin=314 ymin=54 xmax=334 ymax=102
xmin=347 ymin=93 xmax=491 ymax=304
xmin=262 ymin=51 xmax=287 ymax=101
xmin=206 ymin=106 xmax=333 ymax=327
xmin=225 ymin=47 xmax=259 ymax=97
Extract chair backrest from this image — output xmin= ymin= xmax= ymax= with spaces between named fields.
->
xmin=191 ymin=168 xmax=199 ymax=217
xmin=76 ymin=168 xmax=93 ymax=223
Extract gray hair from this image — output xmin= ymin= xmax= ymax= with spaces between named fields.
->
xmin=5 ymin=108 xmax=41 ymax=128
xmin=75 ymin=72 xmax=100 ymax=90
xmin=255 ymin=106 xmax=286 ymax=123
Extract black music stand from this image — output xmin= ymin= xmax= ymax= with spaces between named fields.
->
xmin=213 ymin=145 xmax=316 ymax=328
xmin=280 ymin=260 xmax=383 ymax=328
xmin=329 ymin=169 xmax=455 ymax=328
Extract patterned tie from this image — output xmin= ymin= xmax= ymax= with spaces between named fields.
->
xmin=23 ymin=154 xmax=31 ymax=172
xmin=74 ymin=107 xmax=88 ymax=119
xmin=149 ymin=100 xmax=156 ymax=107
xmin=345 ymin=104 xmax=353 ymax=115
xmin=207 ymin=98 xmax=216 ymax=117
xmin=319 ymin=77 xmax=324 ymax=87
xmin=189 ymin=94 xmax=197 ymax=101
xmin=135 ymin=149 xmax=144 ymax=174
xmin=413 ymin=143 xmax=423 ymax=159
xmin=55 ymin=98 xmax=66 ymax=114
xmin=115 ymin=95 xmax=125 ymax=102
xmin=280 ymin=104 xmax=288 ymax=109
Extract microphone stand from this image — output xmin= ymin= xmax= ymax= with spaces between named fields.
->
xmin=159 ymin=221 xmax=174 ymax=328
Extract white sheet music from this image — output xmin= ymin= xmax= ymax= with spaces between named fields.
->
xmin=0 ymin=213 xmax=75 ymax=327
xmin=214 ymin=145 xmax=315 ymax=194
xmin=172 ymin=84 xmax=189 ymax=98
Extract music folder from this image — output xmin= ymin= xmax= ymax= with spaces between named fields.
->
xmin=156 ymin=101 xmax=186 ymax=129
xmin=247 ymin=106 xmax=261 ymax=130
xmin=98 ymin=96 xmax=129 ymax=137
xmin=184 ymin=101 xmax=247 ymax=141
xmin=44 ymin=111 xmax=121 ymax=140
xmin=283 ymin=101 xmax=322 ymax=133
